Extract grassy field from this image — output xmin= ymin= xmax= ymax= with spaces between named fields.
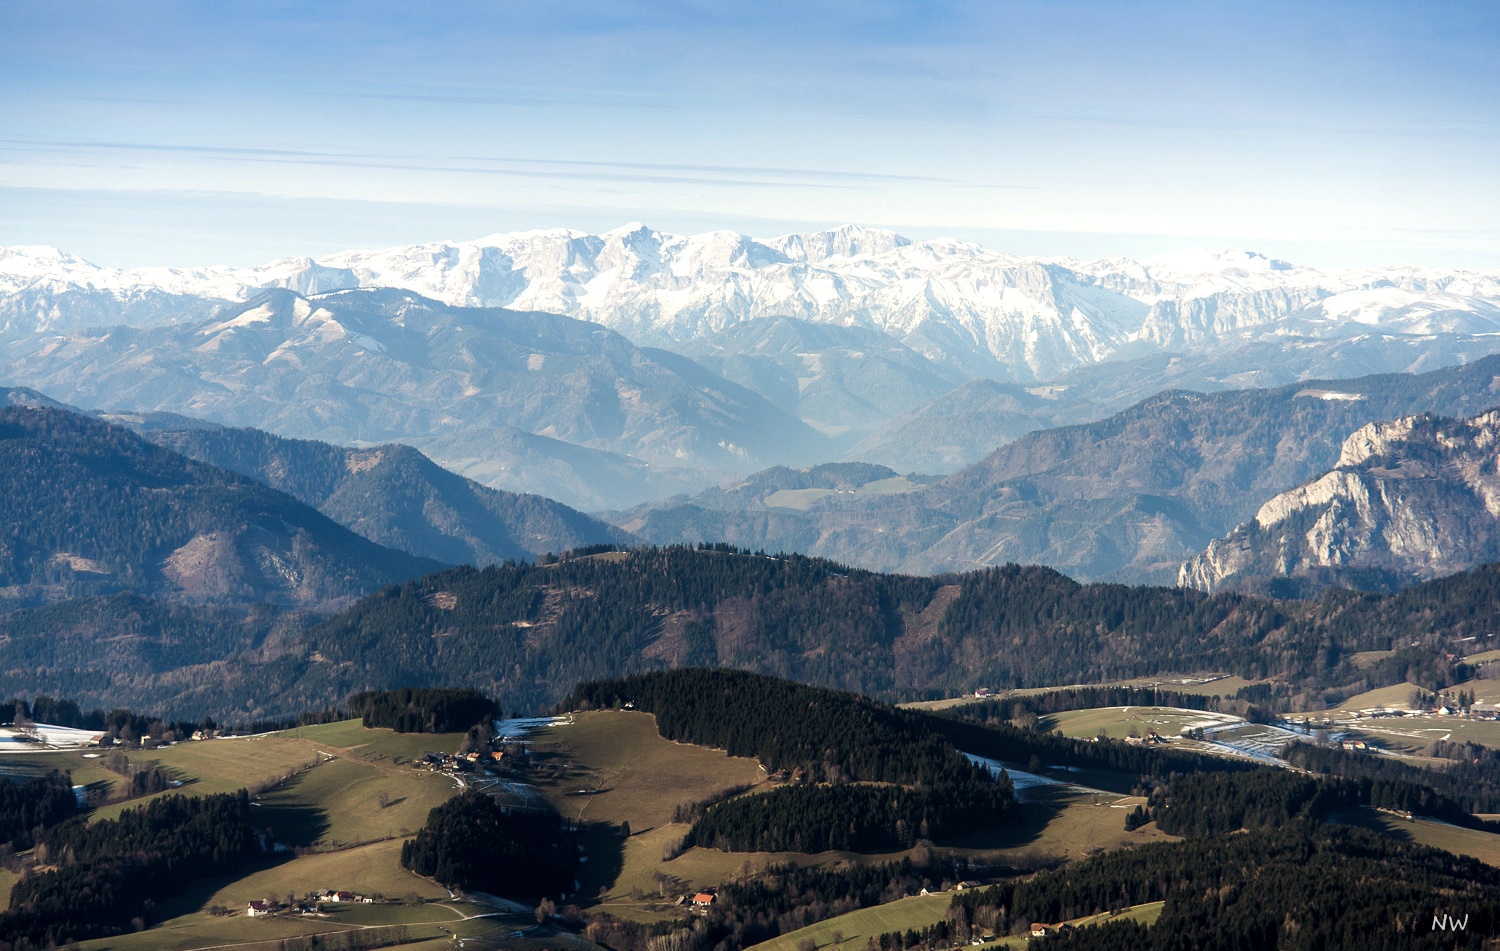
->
xmin=1335 ymin=683 xmax=1422 ymax=711
xmin=73 ymin=914 xmax=466 ymax=951
xmin=256 ymin=755 xmax=456 ymax=849
xmin=631 ymin=786 xmax=1172 ymax=916
xmin=1345 ymin=715 xmax=1500 ymax=753
xmin=1349 ymin=650 xmax=1395 ymax=669
xmin=904 ymin=676 xmax=1261 ymax=713
xmin=1442 ymin=676 xmax=1500 ymax=705
xmin=1465 ymin=649 xmax=1500 ymax=666
xmin=764 ymin=895 xmax=1167 ymax=951
xmin=0 ymin=748 xmax=125 ymax=800
xmin=68 ymin=837 xmax=518 ymax=951
xmin=278 ymin=719 xmax=466 ymax=762
xmin=1042 ymin=706 xmax=1239 ymax=741
xmin=530 ymin=711 xmax=764 ymax=829
xmin=525 ymin=712 xmax=1174 ymax=921
xmin=982 ymin=902 xmax=1167 ymax=949
xmin=754 ymin=893 xmax=954 ymax=951
xmin=526 ymin=710 xmax=764 ymax=910
xmin=82 ymin=738 xmax=330 ymax=822
xmin=940 ymin=788 xmax=1173 ymax=863
xmin=54 ymin=722 xmax=475 ymax=950
xmin=73 ymin=721 xmax=463 ymax=831
xmin=1343 ymin=809 xmax=1500 ymax=867
xmin=0 ymin=868 xmax=15 ymax=908
xmin=206 ymin=839 xmax=450 ymax=906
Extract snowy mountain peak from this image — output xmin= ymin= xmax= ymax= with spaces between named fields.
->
xmin=4 ymin=226 xmax=1500 ymax=383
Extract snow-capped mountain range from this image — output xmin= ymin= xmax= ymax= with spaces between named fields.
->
xmin=6 ymin=224 xmax=1500 ymax=383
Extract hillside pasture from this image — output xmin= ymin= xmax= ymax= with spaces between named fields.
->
xmin=1336 ymin=683 xmax=1423 ymax=712
xmin=0 ymin=749 xmax=124 ymax=801
xmin=205 ymin=839 xmax=450 ymax=906
xmin=1042 ymin=706 xmax=1240 ymax=741
xmin=278 ymin=718 xmax=466 ymax=761
xmin=526 ymin=710 xmax=764 ymax=910
xmin=1339 ymin=713 xmax=1500 ymax=754
xmin=87 ymin=737 xmax=329 ymax=821
xmin=1343 ymin=809 xmax=1500 ymax=867
xmin=766 ymin=895 xmax=1167 ymax=951
xmin=256 ymin=755 xmax=457 ymax=849
xmin=529 ymin=711 xmax=1175 ymax=920
xmin=1441 ymin=675 xmax=1500 ymax=705
xmin=529 ymin=711 xmax=765 ymax=829
xmin=753 ymin=893 xmax=953 ymax=951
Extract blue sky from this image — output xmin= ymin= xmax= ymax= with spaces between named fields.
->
xmin=2 ymin=1 xmax=1498 ymax=269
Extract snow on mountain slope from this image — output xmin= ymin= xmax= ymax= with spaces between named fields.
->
xmin=4 ymin=227 xmax=1500 ymax=382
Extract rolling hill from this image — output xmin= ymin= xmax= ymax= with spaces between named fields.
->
xmin=0 ymin=287 xmax=829 ymax=509
xmin=10 ymin=543 xmax=1497 ymax=722
xmin=127 ymin=421 xmax=633 ymax=566
xmin=621 ymin=355 xmax=1500 ymax=583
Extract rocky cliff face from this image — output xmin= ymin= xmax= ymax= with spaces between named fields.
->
xmin=1180 ymin=410 xmax=1500 ymax=594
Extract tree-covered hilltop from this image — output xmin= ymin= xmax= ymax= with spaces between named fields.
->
xmin=143 ymin=422 xmax=632 ymax=566
xmin=568 ymin=669 xmax=984 ymax=784
xmin=2 ymin=792 xmax=254 ymax=946
xmin=5 ymin=539 xmax=1500 ymax=721
xmin=950 ymin=823 xmax=1500 ymax=951
xmin=569 ymin=669 xmax=1012 ymax=852
xmin=216 ymin=546 xmax=1500 ymax=718
xmin=0 ymin=405 xmax=444 ymax=609
xmin=0 ymin=593 xmax=308 ymax=719
xmin=346 ymin=687 xmax=496 ymax=733
xmin=400 ymin=792 xmax=574 ymax=897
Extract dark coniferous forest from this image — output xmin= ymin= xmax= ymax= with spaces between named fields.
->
xmin=570 ymin=669 xmax=1012 ymax=852
xmin=951 ymin=824 xmax=1500 ymax=951
xmin=1 ymin=792 xmax=253 ymax=946
xmin=345 ymin=687 xmax=496 ymax=733
xmin=0 ymin=771 xmax=75 ymax=851
xmin=400 ymin=792 xmax=574 ymax=897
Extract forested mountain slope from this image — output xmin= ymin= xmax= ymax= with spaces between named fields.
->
xmin=37 ymin=545 xmax=1494 ymax=721
xmin=0 ymin=288 xmax=829 ymax=509
xmin=1182 ymin=408 xmax=1500 ymax=595
xmin=621 ymin=355 xmax=1500 ymax=583
xmin=0 ymin=405 xmax=444 ymax=608
xmin=136 ymin=423 xmax=632 ymax=566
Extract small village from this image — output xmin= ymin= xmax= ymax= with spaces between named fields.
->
xmin=241 ymin=890 xmax=386 ymax=920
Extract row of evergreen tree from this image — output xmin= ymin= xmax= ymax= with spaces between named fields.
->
xmin=345 ymin=687 xmax=496 ymax=734
xmin=1285 ymin=739 xmax=1500 ymax=815
xmin=0 ymin=771 xmax=75 ymax=852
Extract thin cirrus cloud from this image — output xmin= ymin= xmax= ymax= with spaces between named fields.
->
xmin=1 ymin=1 xmax=1498 ymax=268
xmin=0 ymin=137 xmax=993 ymax=192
